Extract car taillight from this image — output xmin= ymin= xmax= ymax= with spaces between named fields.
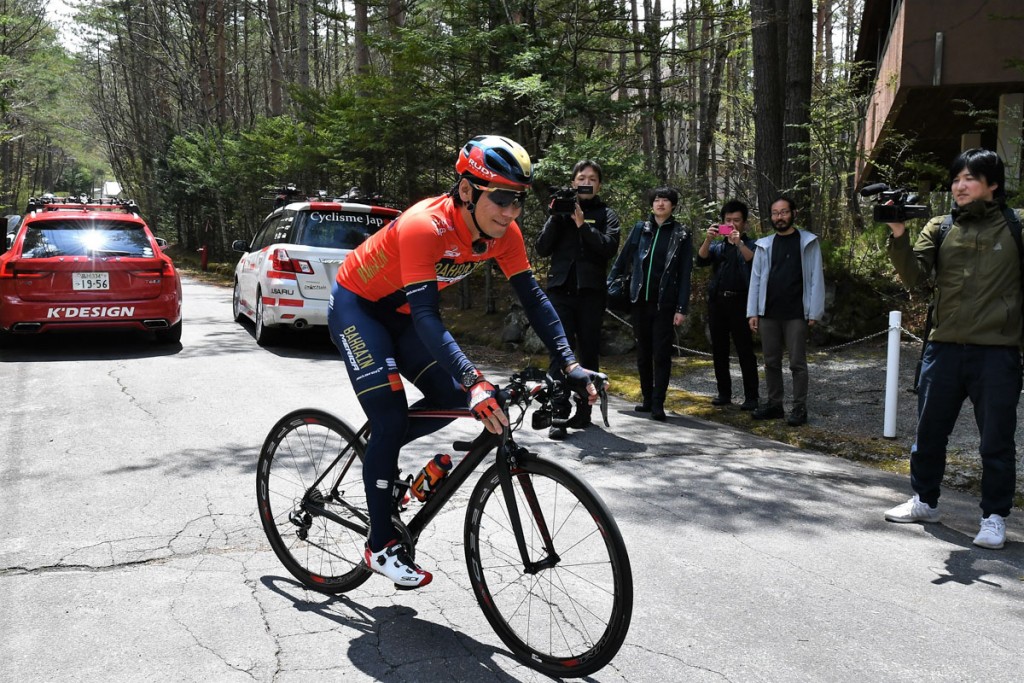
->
xmin=0 ymin=260 xmax=42 ymax=279
xmin=161 ymin=256 xmax=176 ymax=277
xmin=270 ymin=248 xmax=313 ymax=275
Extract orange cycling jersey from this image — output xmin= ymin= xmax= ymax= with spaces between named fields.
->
xmin=336 ymin=194 xmax=531 ymax=310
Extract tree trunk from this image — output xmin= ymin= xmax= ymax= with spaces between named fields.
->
xmin=647 ymin=0 xmax=667 ymax=181
xmin=783 ymin=0 xmax=813 ymax=212
xmin=750 ymin=0 xmax=786 ymax=225
xmin=354 ymin=1 xmax=370 ymax=77
xmin=631 ymin=0 xmax=653 ymax=170
xmin=297 ymin=0 xmax=310 ymax=89
xmin=267 ymin=0 xmax=284 ymax=115
xmin=215 ymin=0 xmax=227 ymax=127
xmin=388 ymin=0 xmax=406 ymax=31
xmin=686 ymin=1 xmax=699 ymax=181
xmin=696 ymin=0 xmax=730 ymax=200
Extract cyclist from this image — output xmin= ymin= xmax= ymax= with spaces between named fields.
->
xmin=328 ymin=135 xmax=600 ymax=589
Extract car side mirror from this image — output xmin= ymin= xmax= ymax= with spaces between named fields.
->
xmin=154 ymin=237 xmax=168 ymax=248
xmin=231 ymin=239 xmax=248 ymax=253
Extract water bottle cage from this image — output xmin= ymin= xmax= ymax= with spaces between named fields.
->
xmin=419 ymin=474 xmax=446 ymax=499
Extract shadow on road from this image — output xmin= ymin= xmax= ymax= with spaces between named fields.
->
xmin=0 ymin=329 xmax=182 ymax=362
xmin=99 ymin=442 xmax=259 ymax=477
xmin=922 ymin=523 xmax=1024 ymax=586
xmin=226 ymin=315 xmax=342 ymax=361
xmin=260 ymin=575 xmax=531 ymax=681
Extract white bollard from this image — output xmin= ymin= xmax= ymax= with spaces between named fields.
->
xmin=883 ymin=310 xmax=901 ymax=438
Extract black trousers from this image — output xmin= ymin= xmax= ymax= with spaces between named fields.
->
xmin=631 ymin=300 xmax=676 ymax=408
xmin=548 ymin=287 xmax=606 ymax=418
xmin=913 ymin=342 xmax=1020 ymax=517
xmin=548 ymin=287 xmax=605 ymax=372
xmin=708 ymin=292 xmax=759 ymax=402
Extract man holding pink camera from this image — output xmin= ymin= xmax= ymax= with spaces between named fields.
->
xmin=697 ymin=200 xmax=759 ymax=410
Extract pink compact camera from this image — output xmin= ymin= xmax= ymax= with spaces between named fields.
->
xmin=717 ymin=224 xmax=734 ymax=235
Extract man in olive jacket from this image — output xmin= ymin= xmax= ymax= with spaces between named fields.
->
xmin=536 ymin=160 xmax=621 ymax=438
xmin=883 ymin=148 xmax=1022 ymax=550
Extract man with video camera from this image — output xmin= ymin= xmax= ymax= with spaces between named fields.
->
xmin=535 ymin=160 xmax=621 ymax=439
xmin=883 ymin=148 xmax=1022 ymax=550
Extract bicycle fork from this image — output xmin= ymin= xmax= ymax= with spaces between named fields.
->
xmin=496 ymin=442 xmax=561 ymax=574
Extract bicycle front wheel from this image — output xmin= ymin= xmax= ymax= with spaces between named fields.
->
xmin=256 ymin=408 xmax=372 ymax=592
xmin=464 ymin=457 xmax=633 ymax=677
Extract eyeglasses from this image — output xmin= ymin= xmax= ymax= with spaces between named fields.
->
xmin=469 ymin=181 xmax=528 ymax=209
xmin=770 ymin=209 xmax=792 ymax=217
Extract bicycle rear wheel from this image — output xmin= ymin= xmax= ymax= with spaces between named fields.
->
xmin=256 ymin=408 xmax=372 ymax=592
xmin=464 ymin=457 xmax=633 ymax=677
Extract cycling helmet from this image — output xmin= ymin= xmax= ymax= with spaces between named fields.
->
xmin=455 ymin=135 xmax=533 ymax=189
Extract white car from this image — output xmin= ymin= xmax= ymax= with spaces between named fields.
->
xmin=232 ymin=199 xmax=400 ymax=346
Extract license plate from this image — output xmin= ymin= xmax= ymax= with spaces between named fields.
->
xmin=72 ymin=272 xmax=110 ymax=291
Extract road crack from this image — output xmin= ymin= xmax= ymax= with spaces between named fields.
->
xmin=108 ymin=364 xmax=158 ymax=420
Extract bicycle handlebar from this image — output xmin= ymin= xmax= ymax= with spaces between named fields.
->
xmin=450 ymin=371 xmax=610 ymax=451
xmin=497 ymin=370 xmax=610 ymax=428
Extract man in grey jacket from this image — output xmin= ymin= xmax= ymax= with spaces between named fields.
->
xmin=745 ymin=195 xmax=825 ymax=426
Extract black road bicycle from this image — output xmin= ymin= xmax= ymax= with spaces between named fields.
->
xmin=256 ymin=371 xmax=633 ymax=678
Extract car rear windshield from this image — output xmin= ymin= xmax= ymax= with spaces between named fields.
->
xmin=296 ymin=211 xmax=378 ymax=250
xmin=21 ymin=219 xmax=154 ymax=259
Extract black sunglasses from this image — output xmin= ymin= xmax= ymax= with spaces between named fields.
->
xmin=469 ymin=181 xmax=528 ymax=209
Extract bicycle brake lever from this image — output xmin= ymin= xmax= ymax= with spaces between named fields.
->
xmin=600 ymin=388 xmax=609 ymax=427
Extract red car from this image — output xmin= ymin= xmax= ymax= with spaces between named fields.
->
xmin=0 ymin=197 xmax=182 ymax=346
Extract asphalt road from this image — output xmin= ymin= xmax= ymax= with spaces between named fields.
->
xmin=1 ymin=277 xmax=1023 ymax=682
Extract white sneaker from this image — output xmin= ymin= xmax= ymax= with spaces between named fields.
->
xmin=364 ymin=540 xmax=433 ymax=589
xmin=973 ymin=514 xmax=1006 ymax=549
xmin=884 ymin=495 xmax=941 ymax=523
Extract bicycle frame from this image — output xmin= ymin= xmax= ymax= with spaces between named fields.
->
xmin=298 ymin=398 xmax=562 ymax=573
xmin=387 ymin=407 xmax=554 ymax=571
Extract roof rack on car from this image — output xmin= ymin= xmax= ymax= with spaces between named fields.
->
xmin=25 ymin=196 xmax=141 ymax=215
xmin=262 ymin=183 xmax=387 ymax=208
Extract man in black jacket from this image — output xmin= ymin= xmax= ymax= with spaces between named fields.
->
xmin=696 ymin=199 xmax=759 ymax=410
xmin=607 ymin=187 xmax=693 ymax=421
xmin=536 ymin=160 xmax=621 ymax=438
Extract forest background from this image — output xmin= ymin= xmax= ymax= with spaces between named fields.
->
xmin=1 ymin=0 xmax=1014 ymax=341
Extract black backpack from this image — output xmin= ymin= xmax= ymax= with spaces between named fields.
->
xmin=912 ymin=206 xmax=1024 ymax=391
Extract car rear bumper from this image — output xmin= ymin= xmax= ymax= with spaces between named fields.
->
xmin=0 ymin=292 xmax=181 ymax=334
xmin=261 ymin=294 xmax=328 ymax=328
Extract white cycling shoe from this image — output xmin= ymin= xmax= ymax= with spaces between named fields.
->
xmin=364 ymin=539 xmax=433 ymax=590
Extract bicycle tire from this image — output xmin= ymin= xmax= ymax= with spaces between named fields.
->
xmin=256 ymin=408 xmax=372 ymax=592
xmin=464 ymin=457 xmax=633 ymax=677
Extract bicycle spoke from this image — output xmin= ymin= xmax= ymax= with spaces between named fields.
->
xmin=258 ymin=410 xmax=373 ymax=593
xmin=466 ymin=459 xmax=630 ymax=674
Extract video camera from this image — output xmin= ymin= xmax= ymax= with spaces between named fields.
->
xmin=548 ymin=185 xmax=594 ymax=216
xmin=860 ymin=183 xmax=931 ymax=223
